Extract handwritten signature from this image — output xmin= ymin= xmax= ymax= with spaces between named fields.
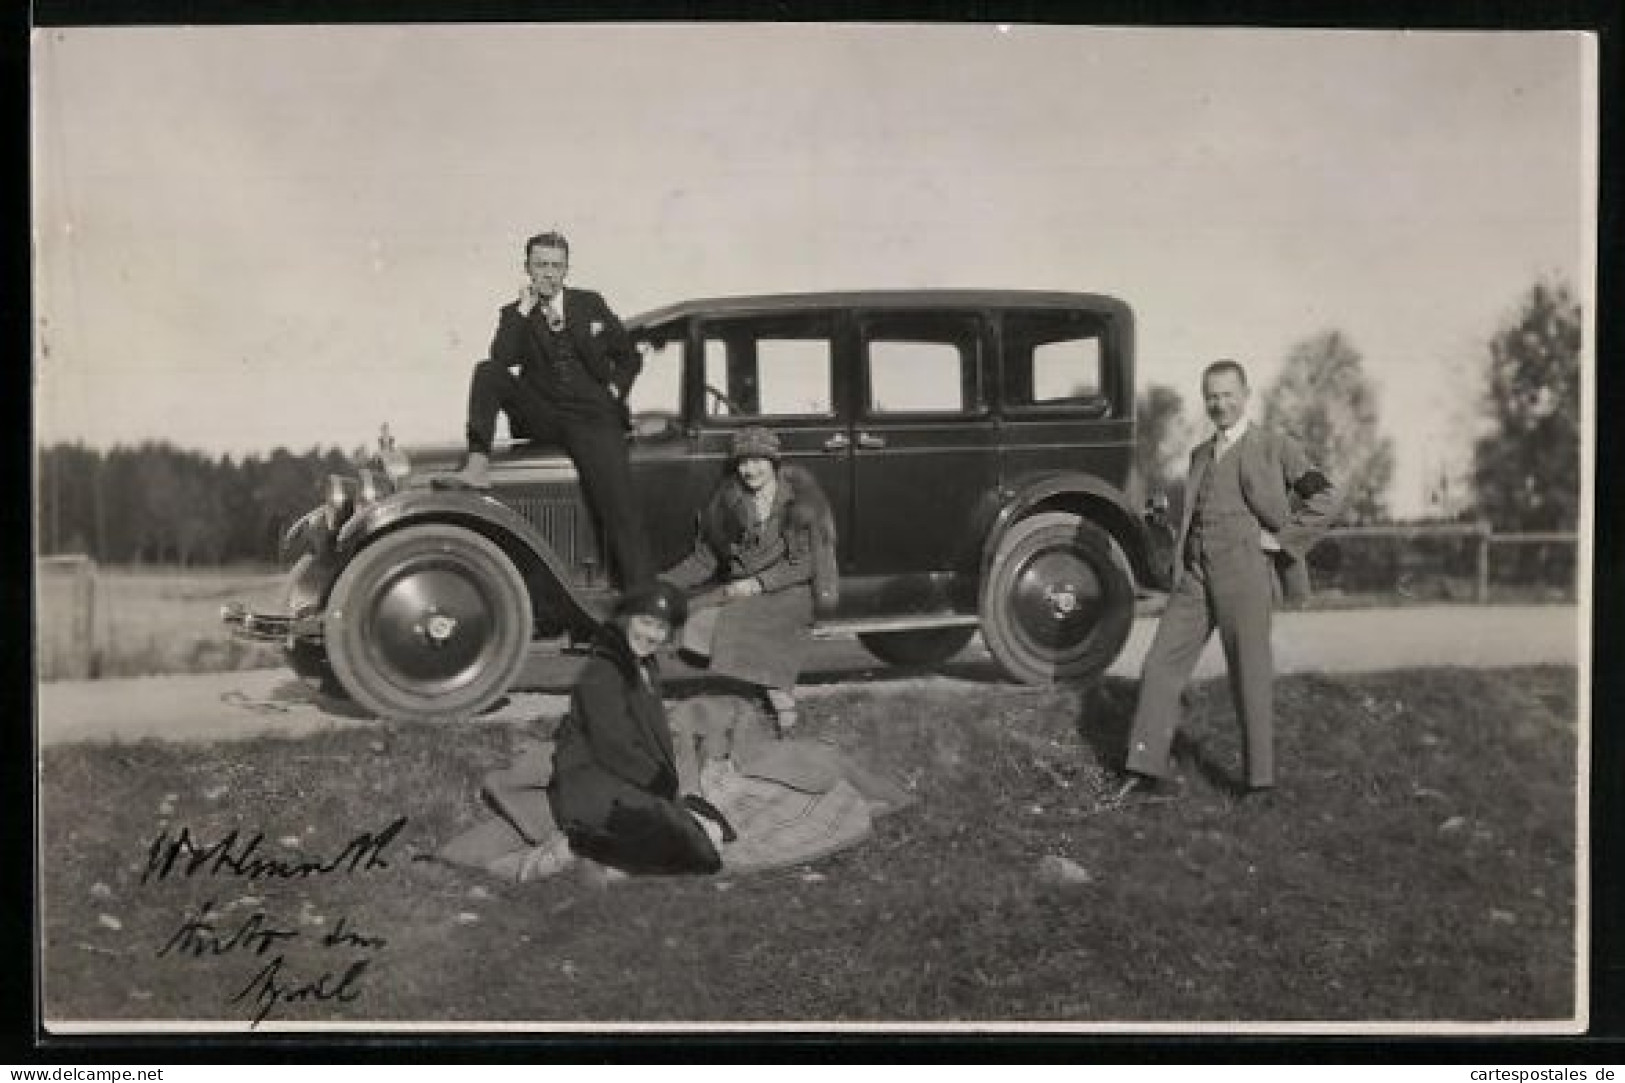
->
xmin=230 ymin=954 xmax=371 ymax=1026
xmin=141 ymin=816 xmax=408 ymax=885
xmin=155 ymin=900 xmax=298 ymax=959
xmin=155 ymin=898 xmax=390 ymax=1026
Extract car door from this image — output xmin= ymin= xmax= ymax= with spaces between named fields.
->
xmin=847 ymin=308 xmax=999 ymax=577
xmin=688 ymin=309 xmax=854 ymax=568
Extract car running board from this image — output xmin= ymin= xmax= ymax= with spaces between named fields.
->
xmin=810 ymin=613 xmax=981 ymax=640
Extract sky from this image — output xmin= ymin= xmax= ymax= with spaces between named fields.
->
xmin=31 ymin=24 xmax=1593 ymax=516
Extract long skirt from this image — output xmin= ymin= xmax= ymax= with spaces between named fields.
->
xmin=680 ymin=583 xmax=812 ymax=691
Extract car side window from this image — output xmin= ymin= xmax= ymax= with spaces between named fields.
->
xmin=1003 ymin=310 xmax=1111 ymax=417
xmin=701 ymin=314 xmax=834 ymax=419
xmin=861 ymin=313 xmax=983 ymax=416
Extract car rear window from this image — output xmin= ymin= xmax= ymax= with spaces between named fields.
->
xmin=1002 ymin=310 xmax=1113 ymax=417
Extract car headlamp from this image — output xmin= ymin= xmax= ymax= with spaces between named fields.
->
xmin=357 ymin=467 xmax=392 ymax=505
xmin=280 ymin=507 xmax=328 ymax=564
xmin=324 ymin=474 xmax=357 ymax=531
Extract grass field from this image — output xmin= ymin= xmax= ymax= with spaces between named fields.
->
xmin=40 ymin=665 xmax=1578 ymax=1028
xmin=36 ymin=564 xmax=284 ymax=681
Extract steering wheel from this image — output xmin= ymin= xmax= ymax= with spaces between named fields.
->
xmin=704 ymin=382 xmax=747 ymax=416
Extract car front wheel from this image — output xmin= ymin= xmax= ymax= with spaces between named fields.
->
xmin=979 ymin=511 xmax=1134 ymax=685
xmin=324 ymin=524 xmax=533 ymax=721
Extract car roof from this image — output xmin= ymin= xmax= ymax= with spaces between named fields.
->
xmin=626 ymin=289 xmax=1132 ymax=330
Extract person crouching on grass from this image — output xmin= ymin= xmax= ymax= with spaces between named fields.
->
xmin=660 ymin=426 xmax=839 ymax=736
xmin=536 ymin=582 xmax=727 ymax=882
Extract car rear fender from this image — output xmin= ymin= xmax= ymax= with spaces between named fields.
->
xmin=983 ymin=474 xmax=1168 ymax=591
xmin=334 ymin=489 xmax=599 ymax=632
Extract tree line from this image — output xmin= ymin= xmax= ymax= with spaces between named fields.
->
xmin=37 ymin=443 xmax=360 ymax=566
xmin=37 ymin=278 xmax=1580 ymax=567
xmin=1135 ymin=277 xmax=1581 ymax=534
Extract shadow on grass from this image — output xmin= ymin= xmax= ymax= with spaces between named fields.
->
xmin=1069 ymin=678 xmax=1254 ymax=797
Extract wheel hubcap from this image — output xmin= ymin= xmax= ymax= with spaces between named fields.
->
xmin=1044 ymin=584 xmax=1080 ymax=618
xmin=1011 ymin=549 xmax=1104 ymax=652
xmin=423 ymin=612 xmax=459 ymax=644
xmin=366 ymin=559 xmax=499 ymax=692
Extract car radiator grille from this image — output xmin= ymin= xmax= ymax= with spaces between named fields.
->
xmin=506 ymin=490 xmax=611 ymax=588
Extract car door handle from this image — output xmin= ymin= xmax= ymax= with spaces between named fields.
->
xmin=858 ymin=432 xmax=887 ymax=449
xmin=823 ymin=433 xmax=851 ymax=452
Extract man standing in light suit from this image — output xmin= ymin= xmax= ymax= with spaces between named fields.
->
xmin=1116 ymin=359 xmax=1339 ymax=801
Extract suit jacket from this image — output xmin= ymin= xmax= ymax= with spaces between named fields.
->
xmin=488 ymin=286 xmax=641 ymax=413
xmin=1174 ymin=425 xmax=1340 ymax=604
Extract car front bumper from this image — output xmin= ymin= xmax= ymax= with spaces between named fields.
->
xmin=220 ymin=602 xmax=324 ymax=644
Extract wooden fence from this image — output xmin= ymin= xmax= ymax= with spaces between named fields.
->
xmin=37 ymin=554 xmax=97 ymax=679
xmin=1318 ymin=522 xmax=1579 ymax=602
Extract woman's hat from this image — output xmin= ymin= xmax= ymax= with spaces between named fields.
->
xmin=614 ymin=580 xmax=687 ymax=628
xmin=730 ymin=426 xmax=781 ymax=462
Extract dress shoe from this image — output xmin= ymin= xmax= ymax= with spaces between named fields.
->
xmin=1108 ymin=771 xmax=1178 ymax=805
xmin=430 ymin=451 xmax=493 ymax=491
xmin=765 ymin=688 xmax=799 ymax=738
xmin=1236 ymin=783 xmax=1279 ymax=809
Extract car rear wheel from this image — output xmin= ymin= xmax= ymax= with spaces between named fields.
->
xmin=324 ymin=524 xmax=532 ymax=721
xmin=979 ymin=511 xmax=1134 ymax=685
xmin=858 ymin=626 xmax=976 ymax=670
xmin=858 ymin=624 xmax=968 ymax=666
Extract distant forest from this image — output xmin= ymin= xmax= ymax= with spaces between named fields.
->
xmin=37 ymin=442 xmax=363 ymax=566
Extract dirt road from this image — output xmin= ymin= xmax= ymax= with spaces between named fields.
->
xmin=37 ymin=604 xmax=1582 ymax=746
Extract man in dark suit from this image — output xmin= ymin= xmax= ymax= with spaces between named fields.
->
xmin=438 ymin=230 xmax=651 ymax=588
xmin=1116 ymin=359 xmax=1339 ymax=801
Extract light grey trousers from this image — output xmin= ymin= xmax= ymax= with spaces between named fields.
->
xmin=1124 ymin=536 xmax=1277 ymax=788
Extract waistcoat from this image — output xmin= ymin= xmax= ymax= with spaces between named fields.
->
xmin=1186 ymin=444 xmax=1258 ymax=559
xmin=528 ymin=320 xmax=613 ymax=417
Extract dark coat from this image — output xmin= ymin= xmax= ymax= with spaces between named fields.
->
xmin=488 ymin=286 xmax=640 ymax=422
xmin=661 ymin=463 xmax=838 ymax=689
xmin=547 ymin=628 xmax=720 ymax=875
xmin=663 ymin=462 xmax=839 ymax=610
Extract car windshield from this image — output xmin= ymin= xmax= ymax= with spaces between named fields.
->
xmin=628 ymin=324 xmax=683 ymax=416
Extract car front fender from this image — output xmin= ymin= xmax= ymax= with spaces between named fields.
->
xmin=982 ymin=472 xmax=1170 ymax=591
xmin=334 ymin=488 xmax=601 ymax=633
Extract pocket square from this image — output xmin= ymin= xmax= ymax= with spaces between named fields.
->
xmin=590 ymin=320 xmax=604 ymax=336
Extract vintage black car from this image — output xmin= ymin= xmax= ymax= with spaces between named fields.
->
xmin=225 ymin=290 xmax=1173 ymax=720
